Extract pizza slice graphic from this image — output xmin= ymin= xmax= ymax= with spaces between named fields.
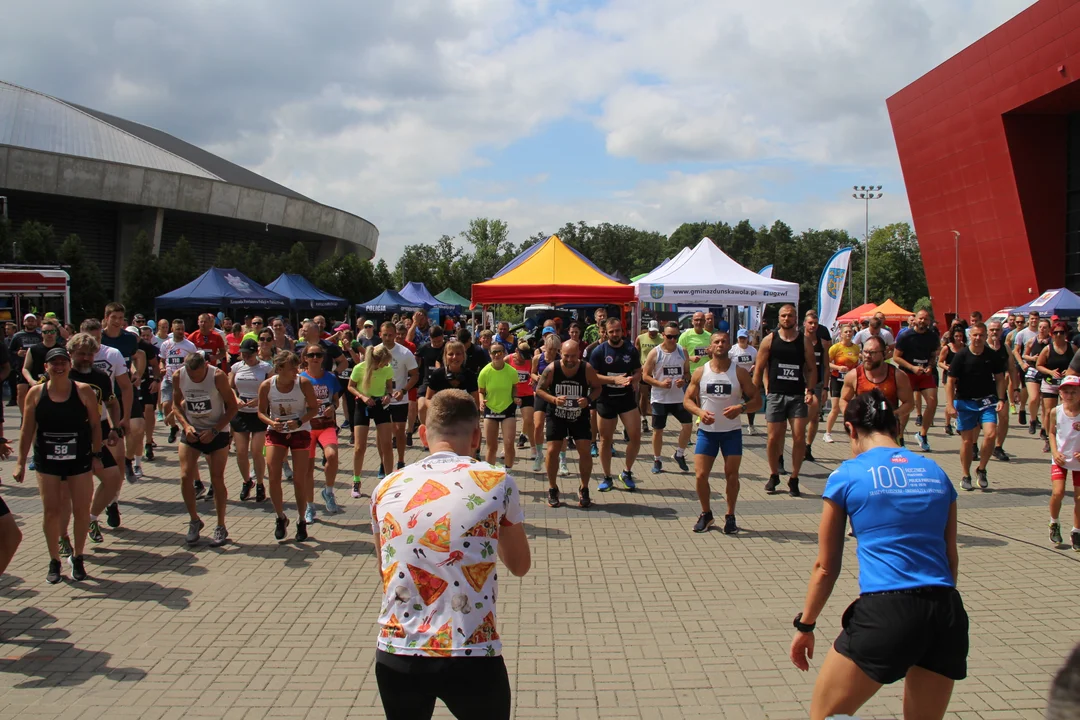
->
xmin=421 ymin=621 xmax=453 ymax=657
xmin=465 ymin=612 xmax=500 ymax=645
xmin=404 ymin=480 xmax=450 ymax=511
xmin=419 ymin=513 xmax=451 ymax=553
xmin=380 ymin=513 xmax=402 ymax=545
xmin=408 ymin=563 xmax=449 ymax=605
xmin=469 ymin=469 xmax=505 ymax=492
xmin=462 ymin=510 xmax=499 ymax=539
xmin=379 ymin=614 xmax=406 ymax=639
xmin=381 ymin=561 xmax=399 ymax=592
xmin=374 ymin=474 xmax=404 ymax=505
xmin=461 ymin=561 xmax=496 ymax=592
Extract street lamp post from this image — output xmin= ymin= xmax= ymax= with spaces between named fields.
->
xmin=852 ymin=185 xmax=883 ymax=305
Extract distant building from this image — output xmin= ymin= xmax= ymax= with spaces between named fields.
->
xmin=0 ymin=80 xmax=377 ymax=296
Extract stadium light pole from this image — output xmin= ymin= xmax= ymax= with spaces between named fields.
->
xmin=852 ymin=185 xmax=883 ymax=305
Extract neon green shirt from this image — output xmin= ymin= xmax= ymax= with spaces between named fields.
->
xmin=637 ymin=332 xmax=662 ymax=366
xmin=478 ymin=362 xmax=519 ymax=414
xmin=351 ymin=362 xmax=394 ymax=397
xmin=678 ymin=328 xmax=712 ymax=371
xmin=242 ymin=331 xmax=259 ymax=343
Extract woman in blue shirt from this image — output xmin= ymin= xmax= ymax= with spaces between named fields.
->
xmin=789 ymin=388 xmax=966 ymax=720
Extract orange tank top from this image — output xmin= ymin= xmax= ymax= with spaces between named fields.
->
xmin=855 ymin=364 xmax=898 ymax=409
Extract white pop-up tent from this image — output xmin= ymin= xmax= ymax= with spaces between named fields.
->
xmin=636 ymin=238 xmax=799 ymax=306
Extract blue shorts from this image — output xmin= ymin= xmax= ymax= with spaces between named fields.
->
xmin=694 ymin=428 xmax=742 ymax=458
xmin=953 ymin=398 xmax=997 ymax=433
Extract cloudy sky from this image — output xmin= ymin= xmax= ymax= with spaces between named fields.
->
xmin=2 ymin=0 xmax=1034 ymax=262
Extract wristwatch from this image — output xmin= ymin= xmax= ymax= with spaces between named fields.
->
xmin=793 ymin=613 xmax=815 ymax=633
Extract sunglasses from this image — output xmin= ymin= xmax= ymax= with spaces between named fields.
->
xmin=41 ymin=329 xmax=58 ymax=335
xmin=306 ymin=352 xmax=325 ymax=358
xmin=252 ymin=321 xmax=263 ymax=326
xmin=664 ymin=334 xmax=679 ymax=340
xmin=1054 ymin=330 xmax=1067 ymax=335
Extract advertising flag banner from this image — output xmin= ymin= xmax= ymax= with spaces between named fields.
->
xmin=817 ymin=248 xmax=853 ymax=332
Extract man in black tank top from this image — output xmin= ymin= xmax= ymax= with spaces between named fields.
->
xmin=802 ymin=311 xmax=828 ymax=463
xmin=535 ymin=340 xmax=625 ymax=509
xmin=986 ymin=320 xmax=1015 ymax=462
xmin=752 ymin=304 xmax=818 ymax=497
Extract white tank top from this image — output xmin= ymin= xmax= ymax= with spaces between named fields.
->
xmin=232 ymin=360 xmax=271 ymax=414
xmin=651 ymin=345 xmax=687 ymax=405
xmin=268 ymin=375 xmax=310 ymax=432
xmin=699 ymin=361 xmax=742 ymax=434
xmin=177 ymin=366 xmax=224 ymax=431
xmin=1056 ymin=405 xmax=1080 ymax=471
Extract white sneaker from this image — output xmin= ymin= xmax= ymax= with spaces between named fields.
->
xmin=559 ymin=460 xmax=570 ymax=477
xmin=532 ymin=455 xmax=543 ymax=473
xmin=823 ymin=433 xmax=835 ymax=444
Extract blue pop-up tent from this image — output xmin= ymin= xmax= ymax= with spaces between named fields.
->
xmin=399 ymin=281 xmax=455 ymax=310
xmin=265 ymin=273 xmax=348 ymax=311
xmin=155 ymin=267 xmax=288 ymax=310
xmin=1012 ymin=288 xmax=1080 ymax=317
xmin=357 ymin=289 xmax=422 ymax=314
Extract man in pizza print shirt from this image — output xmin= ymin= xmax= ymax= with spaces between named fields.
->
xmin=371 ymin=389 xmax=530 ymax=720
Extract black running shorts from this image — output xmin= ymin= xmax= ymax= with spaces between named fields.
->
xmin=596 ymin=393 xmax=637 ymax=420
xmin=231 ymin=412 xmax=266 ymax=434
xmin=546 ymin=415 xmax=592 ymax=443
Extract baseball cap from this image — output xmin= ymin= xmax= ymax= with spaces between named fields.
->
xmin=737 ymin=329 xmax=749 ymax=338
xmin=335 ymin=323 xmax=349 ymax=332
xmin=126 ymin=326 xmax=140 ymax=335
xmin=43 ymin=312 xmax=58 ymax=320
xmin=648 ymin=320 xmax=660 ymax=332
xmin=542 ymin=326 xmax=556 ymax=336
xmin=364 ymin=319 xmax=374 ymax=327
xmin=45 ymin=347 xmax=70 ymax=362
xmin=1062 ymin=375 xmax=1080 ymax=387
xmin=133 ymin=313 xmax=145 ymax=322
xmin=240 ymin=338 xmax=258 ymax=353
xmin=23 ymin=313 xmax=36 ymax=321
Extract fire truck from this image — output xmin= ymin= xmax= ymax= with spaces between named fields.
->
xmin=0 ymin=265 xmax=71 ymax=324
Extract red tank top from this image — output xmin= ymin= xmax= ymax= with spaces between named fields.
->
xmin=855 ymin=364 xmax=898 ymax=409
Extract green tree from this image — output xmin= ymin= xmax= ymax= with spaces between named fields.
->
xmin=161 ymin=236 xmax=198 ymax=291
xmin=12 ymin=221 xmax=59 ymax=265
xmin=461 ymin=218 xmax=514 ymax=284
xmin=59 ymin=234 xmax=108 ymax=322
xmin=312 ymin=253 xmax=376 ymax=308
xmin=395 ymin=243 xmax=438 ymax=289
xmin=863 ymin=222 xmax=927 ymax=312
xmin=914 ymin=296 xmax=933 ymax=314
xmin=121 ymin=231 xmax=167 ymax=314
xmin=374 ymin=258 xmax=394 ymax=292
xmin=216 ymin=241 xmax=271 ymax=283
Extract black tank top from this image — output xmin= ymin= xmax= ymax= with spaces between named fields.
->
xmin=810 ymin=336 xmax=827 ymax=385
xmin=33 ymin=380 xmax=92 ymax=465
xmin=768 ymin=330 xmax=806 ymax=394
xmin=550 ymin=360 xmax=587 ymax=421
xmin=1045 ymin=342 xmax=1073 ymax=385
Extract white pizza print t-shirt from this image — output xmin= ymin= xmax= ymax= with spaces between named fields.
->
xmin=371 ymin=452 xmax=524 ymax=658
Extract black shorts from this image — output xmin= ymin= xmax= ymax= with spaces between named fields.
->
xmin=545 ymin=414 xmax=592 ymax=443
xmin=829 ymin=377 xmax=844 ymax=398
xmin=231 ymin=412 xmax=266 ymax=434
xmin=651 ymin=402 xmax=692 ymax=430
xmin=140 ymin=386 xmax=159 ymax=408
xmin=180 ymin=430 xmax=231 ymax=455
xmin=98 ymin=424 xmax=120 ymax=469
xmin=596 ymin=393 xmax=637 ymax=420
xmin=519 ymin=395 xmax=534 ymax=408
xmin=388 ymin=403 xmax=409 ymax=424
xmin=483 ymin=404 xmax=517 ymax=421
xmin=534 ymin=395 xmax=548 ymax=414
xmin=416 ymin=385 xmax=428 ymax=397
xmin=0 ymin=494 xmax=9 ymax=517
xmin=833 ymin=587 xmax=968 ymax=684
xmin=354 ymin=402 xmax=392 ymax=427
xmin=32 ymin=455 xmax=94 ymax=479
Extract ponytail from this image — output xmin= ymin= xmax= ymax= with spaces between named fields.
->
xmin=842 ymin=388 xmax=898 ymax=437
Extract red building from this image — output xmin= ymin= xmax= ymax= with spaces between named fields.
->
xmin=887 ymin=0 xmax=1080 ymax=323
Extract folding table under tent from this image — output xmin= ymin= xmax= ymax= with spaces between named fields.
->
xmin=1011 ymin=288 xmax=1080 ymax=317
xmin=155 ymin=267 xmax=289 ymax=310
xmin=265 ymin=273 xmax=349 ymax=311
xmin=356 ymin=289 xmax=422 ymax=315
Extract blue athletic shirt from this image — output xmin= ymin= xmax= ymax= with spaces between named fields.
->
xmin=822 ymin=446 xmax=957 ymax=594
xmin=588 ymin=340 xmax=640 ymax=399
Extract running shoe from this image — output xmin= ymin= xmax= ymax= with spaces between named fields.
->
xmin=209 ymin=526 xmax=229 ymax=548
xmin=157 ymin=409 xmax=165 ymax=421
xmin=47 ymin=559 xmax=62 ymax=584
xmin=69 ymin=555 xmax=87 ymax=581
xmin=598 ymin=476 xmax=614 ymax=492
xmin=255 ymin=484 xmax=266 ymax=503
xmin=693 ymin=511 xmax=714 ymax=533
xmin=547 ymin=487 xmax=561 ymax=508
xmin=1073 ymin=530 xmax=1080 ymax=552
xmin=352 ymin=482 xmax=361 ymax=499
xmin=397 ymin=461 xmax=405 ymax=470
xmin=1019 ymin=409 xmax=1027 ymax=425
xmin=788 ymin=477 xmax=801 ymax=498
xmin=194 ymin=479 xmax=207 ymax=499
xmin=992 ymin=447 xmax=1010 ymax=462
xmin=124 ymin=459 xmax=136 ymax=484
xmin=804 ymin=444 xmax=816 ymax=463
xmin=960 ymin=476 xmax=973 ymax=491
xmin=405 ymin=432 xmax=413 ymax=448
xmin=611 ymin=447 xmax=619 ymax=458
xmin=945 ymin=423 xmax=954 ymax=437
xmin=651 ymin=459 xmax=663 ymax=474
xmin=746 ymin=425 xmax=755 ymax=436
xmin=144 ymin=444 xmax=155 ymax=461
xmin=590 ymin=442 xmax=598 ymax=458
xmin=88 ymin=520 xmax=103 ymax=544
xmin=59 ymin=535 xmax=73 ymax=558
xmin=322 ymin=486 xmax=340 ymax=514
xmin=105 ymin=502 xmax=121 ymax=529
xmin=623 ymin=428 xmax=630 ymax=442
xmin=1050 ymin=521 xmax=1063 ymax=545
xmin=185 ymin=518 xmax=204 ymax=545
xmin=28 ymin=459 xmax=36 ymax=471
xmin=620 ymin=470 xmax=636 ymax=491
xmin=1044 ymin=438 xmax=1051 ymax=453
xmin=532 ymin=455 xmax=543 ymax=473
xmin=976 ymin=468 xmax=988 ymax=490
xmin=295 ymin=520 xmax=309 ymax=542
xmin=274 ymin=516 xmax=288 ymax=540
xmin=915 ymin=414 xmax=923 ymax=427
xmin=240 ymin=480 xmax=254 ymax=501
xmin=578 ymin=488 xmax=592 ymax=508
xmin=674 ymin=453 xmax=689 ymax=472
xmin=823 ymin=432 xmax=834 ymax=444
xmin=918 ymin=434 xmax=931 ymax=452
xmin=778 ymin=456 xmax=786 ymax=475
xmin=559 ymin=458 xmax=569 ymax=477
xmin=304 ymin=505 xmax=316 ymax=525
xmin=517 ymin=433 xmax=527 ymax=449
xmin=765 ymin=474 xmax=781 ymax=493
xmin=377 ymin=463 xmax=385 ymax=480
xmin=204 ymin=484 xmax=215 ymax=501
xmin=972 ymin=446 xmax=980 ymax=462
xmin=641 ymin=419 xmax=649 ymax=434
xmin=723 ymin=514 xmax=738 ymax=534
xmin=1029 ymin=421 xmax=1037 ymax=435
xmin=168 ymin=426 xmax=178 ymax=443
xmin=133 ymin=463 xmax=144 ymax=479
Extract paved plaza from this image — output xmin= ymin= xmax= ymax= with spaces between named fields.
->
xmin=0 ymin=403 xmax=1076 ymax=719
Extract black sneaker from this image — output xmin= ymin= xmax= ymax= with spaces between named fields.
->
xmin=972 ymin=446 xmax=980 ymax=462
xmin=945 ymin=423 xmax=954 ymax=436
xmin=1029 ymin=421 xmax=1037 ymax=435
xmin=788 ymin=477 xmax=801 ymax=498
xmin=255 ymin=484 xmax=266 ymax=503
xmin=961 ymin=476 xmax=973 ymax=491
xmin=59 ymin=535 xmax=73 ymax=558
xmin=69 ymin=555 xmax=87 ymax=582
xmin=204 ymin=484 xmax=215 ymax=501
xmin=168 ymin=426 xmax=179 ymax=443
xmin=723 ymin=514 xmax=738 ymax=534
xmin=804 ymin=444 xmax=815 ymax=463
xmin=105 ymin=502 xmax=121 ymax=529
xmin=915 ymin=414 xmax=923 ymax=427
xmin=1019 ymin=409 xmax=1027 ymax=426
xmin=673 ymin=453 xmax=689 ymax=472
xmin=623 ymin=428 xmax=630 ymax=442
xmin=976 ymin=468 xmax=988 ymax=490
xmin=765 ymin=474 xmax=781 ymax=493
xmin=396 ymin=461 xmax=405 ymax=470
xmin=992 ymin=446 xmax=1010 ymax=462
xmin=47 ymin=559 xmax=62 ymax=584
xmin=778 ymin=456 xmax=787 ymax=475
xmin=1073 ymin=530 xmax=1080 ymax=552
xmin=124 ymin=459 xmax=136 ymax=484
xmin=144 ymin=443 xmax=155 ymax=461
xmin=240 ymin=480 xmax=254 ymax=501
xmin=578 ymin=488 xmax=592 ymax=509
xmin=194 ymin=479 xmax=207 ymax=500
xmin=517 ymin=433 xmax=527 ymax=449
xmin=88 ymin=520 xmax=103 ymax=544
xmin=693 ymin=511 xmax=714 ymax=533
xmin=274 ymin=516 xmax=289 ymax=540
xmin=405 ymin=433 xmax=413 ymax=448
xmin=295 ymin=520 xmax=308 ymax=542
xmin=641 ymin=419 xmax=649 ymax=434
xmin=1051 ymin=521 xmax=1063 ymax=545
xmin=547 ymin=487 xmax=561 ymax=508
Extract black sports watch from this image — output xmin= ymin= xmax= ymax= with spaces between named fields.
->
xmin=793 ymin=612 xmax=815 ymax=633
